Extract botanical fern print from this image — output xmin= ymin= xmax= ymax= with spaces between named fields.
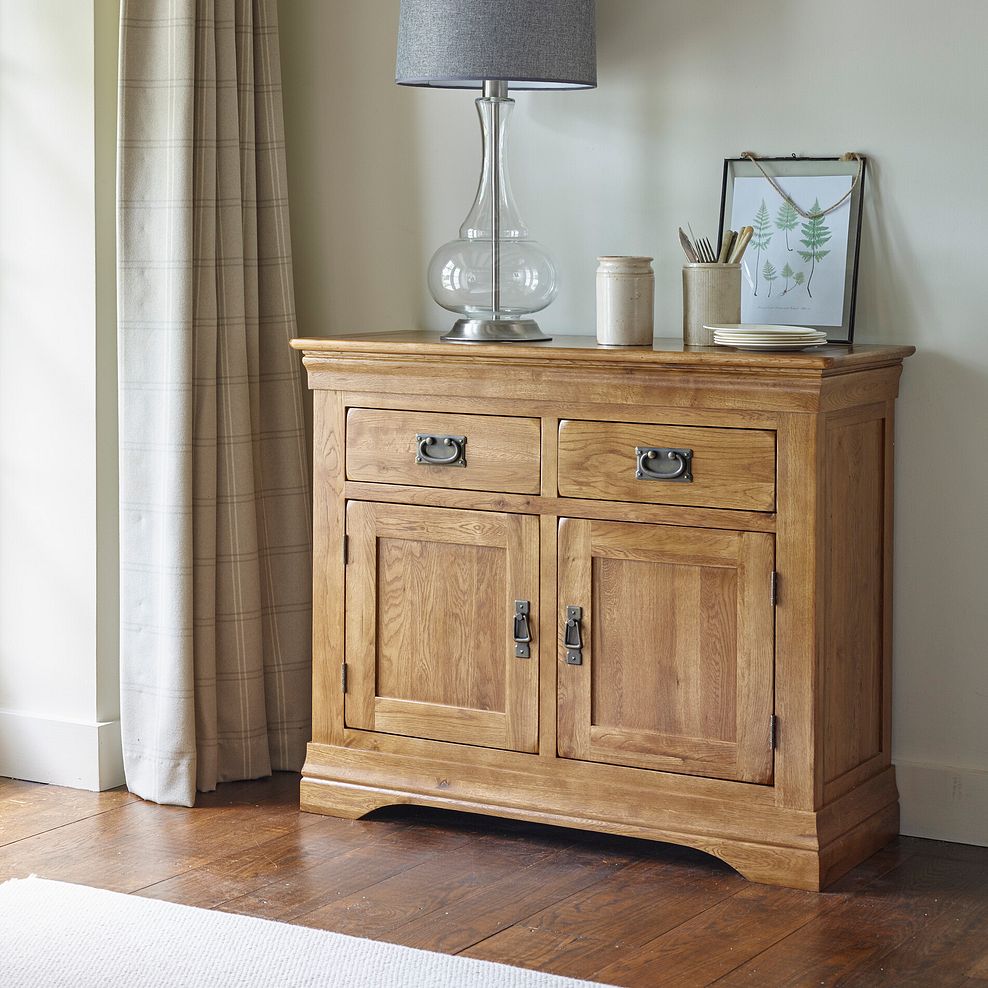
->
xmin=762 ymin=259 xmax=778 ymax=297
xmin=781 ymin=262 xmax=794 ymax=293
xmin=780 ymin=262 xmax=808 ymax=295
xmin=730 ymin=171 xmax=855 ymax=329
xmin=751 ymin=199 xmax=773 ymax=295
xmin=798 ymin=199 xmax=832 ymax=298
xmin=776 ymin=199 xmax=798 ymax=251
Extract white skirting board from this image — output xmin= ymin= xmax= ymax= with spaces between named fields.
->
xmin=0 ymin=709 xmax=125 ymax=791
xmin=896 ymin=760 xmax=988 ymax=847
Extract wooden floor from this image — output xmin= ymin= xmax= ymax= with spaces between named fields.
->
xmin=1 ymin=774 xmax=986 ymax=986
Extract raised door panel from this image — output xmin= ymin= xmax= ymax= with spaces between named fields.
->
xmin=345 ymin=501 xmax=539 ymax=752
xmin=557 ymin=518 xmax=775 ymax=784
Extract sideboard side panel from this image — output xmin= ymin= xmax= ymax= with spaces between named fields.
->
xmin=311 ymin=389 xmax=346 ymax=745
xmin=820 ymin=403 xmax=894 ymax=803
xmin=775 ymin=412 xmax=825 ymax=809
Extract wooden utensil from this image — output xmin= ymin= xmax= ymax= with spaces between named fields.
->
xmin=728 ymin=226 xmax=753 ymax=263
xmin=718 ymin=230 xmax=736 ymax=264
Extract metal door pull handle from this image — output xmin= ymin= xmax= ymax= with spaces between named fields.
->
xmin=415 ymin=434 xmax=467 ymax=467
xmin=635 ymin=446 xmax=693 ymax=482
xmin=564 ymin=606 xmax=583 ymax=665
xmin=513 ymin=600 xmax=532 ymax=658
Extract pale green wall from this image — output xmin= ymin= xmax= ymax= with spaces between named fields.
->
xmin=280 ymin=0 xmax=988 ymax=843
xmin=0 ymin=0 xmax=122 ymax=789
xmin=95 ymin=0 xmax=120 ymax=732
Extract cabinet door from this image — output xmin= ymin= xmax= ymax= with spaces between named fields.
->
xmin=557 ymin=518 xmax=774 ymax=784
xmin=345 ymin=501 xmax=539 ymax=752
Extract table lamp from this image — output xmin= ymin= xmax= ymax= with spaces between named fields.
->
xmin=396 ymin=0 xmax=597 ymax=342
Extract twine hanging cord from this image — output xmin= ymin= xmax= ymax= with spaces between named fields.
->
xmin=740 ymin=151 xmax=864 ymax=220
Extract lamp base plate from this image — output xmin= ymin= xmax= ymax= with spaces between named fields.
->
xmin=441 ymin=318 xmax=551 ymax=343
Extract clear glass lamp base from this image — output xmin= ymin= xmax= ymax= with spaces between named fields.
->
xmin=441 ymin=318 xmax=551 ymax=343
xmin=432 ymin=87 xmax=557 ymax=345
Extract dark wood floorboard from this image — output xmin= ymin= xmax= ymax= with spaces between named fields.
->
xmin=0 ymin=777 xmax=136 ymax=846
xmin=1 ymin=773 xmax=986 ymax=986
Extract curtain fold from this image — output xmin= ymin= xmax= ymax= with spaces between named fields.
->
xmin=118 ymin=0 xmax=311 ymax=807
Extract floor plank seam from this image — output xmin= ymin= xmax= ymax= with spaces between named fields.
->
xmin=452 ymin=926 xmax=514 ymax=959
xmin=387 ymin=847 xmax=618 ymax=954
xmin=284 ymin=845 xmax=460 ymax=928
xmin=579 ymin=883 xmax=782 ymax=986
xmin=702 ymin=895 xmax=854 ymax=986
xmin=126 ymin=817 xmax=415 ymax=901
xmin=702 ymin=844 xmax=949 ymax=986
xmin=0 ymin=799 xmax=139 ymax=851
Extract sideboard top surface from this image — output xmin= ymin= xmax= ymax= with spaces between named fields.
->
xmin=291 ymin=331 xmax=914 ymax=373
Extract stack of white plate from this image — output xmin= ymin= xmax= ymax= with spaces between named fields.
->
xmin=705 ymin=324 xmax=828 ymax=351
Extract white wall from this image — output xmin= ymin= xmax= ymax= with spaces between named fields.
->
xmin=0 ymin=0 xmax=122 ymax=790
xmin=280 ymin=0 xmax=987 ymax=845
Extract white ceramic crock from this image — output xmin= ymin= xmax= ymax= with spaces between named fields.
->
xmin=596 ymin=256 xmax=655 ymax=346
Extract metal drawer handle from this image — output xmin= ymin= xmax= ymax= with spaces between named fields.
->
xmin=564 ymin=606 xmax=583 ymax=665
xmin=415 ymin=433 xmax=467 ymax=467
xmin=513 ymin=600 xmax=532 ymax=658
xmin=635 ymin=446 xmax=693 ymax=483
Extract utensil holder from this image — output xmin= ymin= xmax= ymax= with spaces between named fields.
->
xmin=682 ymin=263 xmax=741 ymax=346
xmin=597 ymin=256 xmax=654 ymax=346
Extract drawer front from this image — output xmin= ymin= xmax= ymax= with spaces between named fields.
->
xmin=557 ymin=419 xmax=775 ymax=511
xmin=347 ymin=408 xmax=541 ymax=494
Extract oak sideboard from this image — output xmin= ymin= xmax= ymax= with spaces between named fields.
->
xmin=290 ymin=332 xmax=914 ymax=890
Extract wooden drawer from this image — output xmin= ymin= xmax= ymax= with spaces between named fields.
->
xmin=557 ymin=419 xmax=775 ymax=510
xmin=346 ymin=408 xmax=541 ymax=494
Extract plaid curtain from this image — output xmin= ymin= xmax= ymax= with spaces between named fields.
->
xmin=117 ymin=0 xmax=311 ymax=806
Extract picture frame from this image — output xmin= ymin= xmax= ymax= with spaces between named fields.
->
xmin=718 ymin=155 xmax=866 ymax=344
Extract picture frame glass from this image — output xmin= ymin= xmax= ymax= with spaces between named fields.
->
xmin=719 ymin=157 xmax=865 ymax=343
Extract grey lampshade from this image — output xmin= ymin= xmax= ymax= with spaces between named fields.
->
xmin=396 ymin=0 xmax=597 ymax=90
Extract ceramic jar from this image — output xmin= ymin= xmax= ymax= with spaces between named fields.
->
xmin=596 ymin=256 xmax=654 ymax=346
xmin=682 ymin=263 xmax=742 ymax=346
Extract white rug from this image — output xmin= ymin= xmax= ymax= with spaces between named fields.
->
xmin=0 ymin=877 xmax=614 ymax=987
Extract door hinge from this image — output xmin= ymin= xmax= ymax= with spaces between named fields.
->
xmin=770 ymin=571 xmax=779 ymax=606
xmin=343 ymin=534 xmax=349 ymax=565
xmin=341 ymin=662 xmax=348 ymax=693
xmin=770 ymin=714 xmax=779 ymax=750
